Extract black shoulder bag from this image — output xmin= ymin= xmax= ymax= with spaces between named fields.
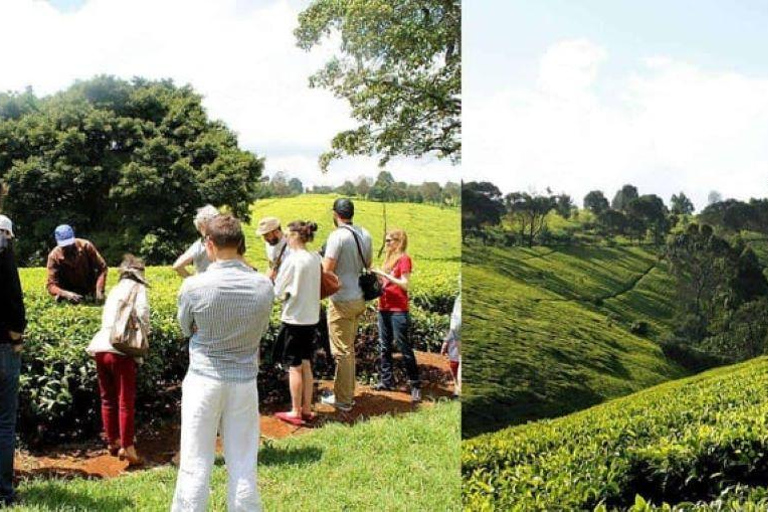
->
xmin=342 ymin=226 xmax=382 ymax=301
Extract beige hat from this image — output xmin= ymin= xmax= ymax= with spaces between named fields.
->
xmin=256 ymin=217 xmax=281 ymax=235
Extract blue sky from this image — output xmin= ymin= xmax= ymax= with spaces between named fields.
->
xmin=466 ymin=1 xmax=768 ymax=209
xmin=3 ymin=0 xmax=459 ymax=187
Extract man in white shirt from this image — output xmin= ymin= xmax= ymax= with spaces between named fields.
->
xmin=256 ymin=217 xmax=290 ymax=281
xmin=320 ymin=198 xmax=372 ymax=412
xmin=172 ymin=215 xmax=274 ymax=512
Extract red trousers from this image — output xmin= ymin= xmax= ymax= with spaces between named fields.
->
xmin=95 ymin=352 xmax=137 ymax=448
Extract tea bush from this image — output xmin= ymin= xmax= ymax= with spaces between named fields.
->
xmin=463 ymin=357 xmax=768 ymax=510
xmin=17 ymin=265 xmax=453 ymax=446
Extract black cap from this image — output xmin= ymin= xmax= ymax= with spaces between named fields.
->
xmin=332 ymin=198 xmax=354 ymax=219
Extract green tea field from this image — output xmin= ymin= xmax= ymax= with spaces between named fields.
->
xmin=463 ymin=357 xmax=768 ymax=511
xmin=16 ymin=195 xmax=460 ymax=443
xmin=462 ymin=242 xmax=687 ymax=437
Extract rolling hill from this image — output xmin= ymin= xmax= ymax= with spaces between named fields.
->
xmin=462 ymin=242 xmax=687 ymax=438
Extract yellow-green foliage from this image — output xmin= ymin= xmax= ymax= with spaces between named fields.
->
xmin=463 ymin=243 xmax=686 ymax=437
xmin=15 ymin=196 xmax=460 ymax=444
xmin=243 ymin=194 xmax=460 ymax=307
xmin=463 ymin=358 xmax=768 ymax=511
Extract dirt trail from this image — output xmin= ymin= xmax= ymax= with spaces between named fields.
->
xmin=533 ymin=264 xmax=657 ymax=304
xmin=14 ymin=351 xmax=455 ymax=481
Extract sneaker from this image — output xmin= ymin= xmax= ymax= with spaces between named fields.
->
xmin=373 ymin=382 xmax=395 ymax=392
xmin=411 ymin=387 xmax=422 ymax=403
xmin=320 ymin=393 xmax=354 ymax=412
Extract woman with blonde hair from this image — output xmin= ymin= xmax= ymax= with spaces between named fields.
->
xmin=372 ymin=229 xmax=421 ymax=402
xmin=86 ymin=254 xmax=149 ymax=465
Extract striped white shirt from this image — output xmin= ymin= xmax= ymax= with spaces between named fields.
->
xmin=177 ymin=259 xmax=274 ymax=382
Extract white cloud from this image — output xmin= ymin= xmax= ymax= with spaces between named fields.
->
xmin=467 ymin=39 xmax=768 ymax=210
xmin=0 ymin=0 xmax=455 ymax=186
xmin=538 ymin=39 xmax=606 ymax=98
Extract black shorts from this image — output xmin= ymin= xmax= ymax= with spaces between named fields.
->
xmin=279 ymin=323 xmax=317 ymax=367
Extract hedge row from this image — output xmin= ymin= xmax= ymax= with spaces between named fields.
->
xmin=463 ymin=358 xmax=768 ymax=511
xmin=17 ymin=267 xmax=454 ymax=446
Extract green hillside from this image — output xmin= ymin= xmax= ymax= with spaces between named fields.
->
xmin=463 ymin=243 xmax=686 ymax=437
xmin=463 ymin=357 xmax=768 ymax=511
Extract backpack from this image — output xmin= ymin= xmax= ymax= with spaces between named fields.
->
xmin=110 ymin=283 xmax=149 ymax=357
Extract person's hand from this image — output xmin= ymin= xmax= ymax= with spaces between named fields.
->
xmin=95 ymin=290 xmax=105 ymax=302
xmin=61 ymin=291 xmax=83 ymax=304
xmin=10 ymin=331 xmax=23 ymax=353
xmin=267 ymin=268 xmax=277 ymax=281
xmin=440 ymin=341 xmax=449 ymax=356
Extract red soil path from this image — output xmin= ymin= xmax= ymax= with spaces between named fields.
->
xmin=14 ymin=351 xmax=456 ymax=481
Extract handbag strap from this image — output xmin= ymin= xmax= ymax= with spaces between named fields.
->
xmin=273 ymin=242 xmax=288 ymax=269
xmin=341 ymin=225 xmax=370 ymax=269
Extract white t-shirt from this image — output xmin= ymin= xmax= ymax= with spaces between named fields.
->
xmin=265 ymin=237 xmax=291 ymax=270
xmin=273 ymin=249 xmax=321 ymax=325
xmin=325 ymin=224 xmax=373 ymax=303
xmin=181 ymin=239 xmax=211 ymax=274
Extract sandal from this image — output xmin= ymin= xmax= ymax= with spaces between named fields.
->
xmin=301 ymin=412 xmax=317 ymax=422
xmin=108 ymin=444 xmax=120 ymax=457
xmin=118 ymin=447 xmax=144 ymax=467
xmin=275 ymin=411 xmax=305 ymax=427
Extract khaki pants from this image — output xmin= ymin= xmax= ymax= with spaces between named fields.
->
xmin=327 ymin=299 xmax=366 ymax=405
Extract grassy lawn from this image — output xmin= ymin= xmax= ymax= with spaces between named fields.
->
xmin=462 ymin=243 xmax=686 ymax=437
xmin=15 ymin=401 xmax=460 ymax=511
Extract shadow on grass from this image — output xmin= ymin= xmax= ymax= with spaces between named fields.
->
xmin=259 ymin=444 xmax=323 ymax=467
xmin=20 ymin=481 xmax=131 ymax=511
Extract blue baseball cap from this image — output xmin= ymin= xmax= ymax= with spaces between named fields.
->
xmin=54 ymin=224 xmax=76 ymax=247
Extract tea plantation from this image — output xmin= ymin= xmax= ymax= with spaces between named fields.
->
xmin=462 ymin=243 xmax=687 ymax=437
xmin=15 ymin=195 xmax=460 ymax=445
xmin=463 ymin=357 xmax=768 ymax=511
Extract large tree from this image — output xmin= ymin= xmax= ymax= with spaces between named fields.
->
xmin=295 ymin=0 xmax=461 ymax=170
xmin=670 ymin=192 xmax=695 ymax=216
xmin=462 ymin=181 xmax=504 ymax=230
xmin=506 ymin=192 xmax=556 ymax=248
xmin=583 ymin=190 xmax=609 ymax=215
xmin=611 ymin=184 xmax=639 ymax=211
xmin=626 ymin=194 xmax=670 ymax=244
xmin=0 ymin=76 xmax=263 ymax=264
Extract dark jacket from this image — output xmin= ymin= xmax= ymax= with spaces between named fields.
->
xmin=0 ymin=241 xmax=26 ymax=344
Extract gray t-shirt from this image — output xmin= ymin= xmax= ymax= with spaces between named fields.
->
xmin=181 ymin=239 xmax=211 ymax=274
xmin=325 ymin=224 xmax=373 ymax=302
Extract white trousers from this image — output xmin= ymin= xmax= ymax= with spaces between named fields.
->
xmin=171 ymin=372 xmax=261 ymax=512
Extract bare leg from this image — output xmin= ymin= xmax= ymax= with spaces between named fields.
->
xmin=288 ymin=366 xmax=303 ymax=416
xmin=301 ymin=360 xmax=313 ymax=415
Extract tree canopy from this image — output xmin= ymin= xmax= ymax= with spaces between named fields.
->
xmin=462 ymin=181 xmax=504 ymax=231
xmin=0 ymin=76 xmax=263 ymax=264
xmin=295 ymin=0 xmax=461 ymax=170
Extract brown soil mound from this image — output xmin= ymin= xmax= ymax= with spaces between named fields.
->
xmin=14 ymin=351 xmax=456 ymax=481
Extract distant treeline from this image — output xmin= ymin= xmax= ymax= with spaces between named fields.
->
xmin=463 ymin=181 xmax=768 ymax=247
xmin=255 ymin=170 xmax=460 ymax=207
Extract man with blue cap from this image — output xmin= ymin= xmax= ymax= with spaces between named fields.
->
xmin=46 ymin=224 xmax=108 ymax=304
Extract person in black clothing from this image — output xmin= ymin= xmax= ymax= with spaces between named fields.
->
xmin=0 ymin=214 xmax=26 ymax=507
